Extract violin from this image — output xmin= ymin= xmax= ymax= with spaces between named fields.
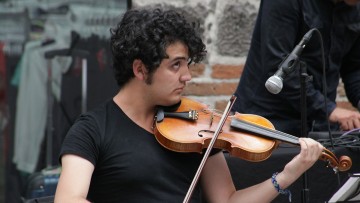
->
xmin=154 ymin=97 xmax=352 ymax=172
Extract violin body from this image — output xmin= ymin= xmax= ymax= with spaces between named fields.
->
xmin=154 ymin=97 xmax=352 ymax=171
xmin=154 ymin=97 xmax=280 ymax=162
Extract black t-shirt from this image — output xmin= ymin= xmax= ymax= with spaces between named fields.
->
xmin=60 ymin=99 xmax=219 ymax=203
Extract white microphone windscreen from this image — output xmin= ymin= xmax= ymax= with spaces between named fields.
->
xmin=265 ymin=76 xmax=283 ymax=94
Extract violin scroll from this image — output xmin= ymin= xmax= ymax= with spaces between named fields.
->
xmin=337 ymin=155 xmax=352 ymax=172
xmin=320 ymin=148 xmax=352 ymax=172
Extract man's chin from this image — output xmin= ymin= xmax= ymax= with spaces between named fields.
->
xmin=169 ymin=95 xmax=182 ymax=105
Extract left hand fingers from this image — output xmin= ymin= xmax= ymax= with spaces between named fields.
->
xmin=298 ymin=138 xmax=324 ymax=160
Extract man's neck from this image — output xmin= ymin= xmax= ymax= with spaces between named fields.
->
xmin=113 ymin=88 xmax=157 ymax=133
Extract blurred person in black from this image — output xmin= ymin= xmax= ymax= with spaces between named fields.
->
xmin=233 ymin=0 xmax=360 ymax=137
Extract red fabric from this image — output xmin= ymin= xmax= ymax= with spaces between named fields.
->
xmin=96 ymin=48 xmax=106 ymax=72
xmin=0 ymin=42 xmax=8 ymax=161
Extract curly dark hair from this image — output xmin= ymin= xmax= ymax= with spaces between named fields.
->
xmin=110 ymin=7 xmax=207 ymax=88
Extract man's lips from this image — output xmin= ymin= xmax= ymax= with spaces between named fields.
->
xmin=175 ymin=86 xmax=185 ymax=92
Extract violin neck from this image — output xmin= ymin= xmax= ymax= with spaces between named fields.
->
xmin=230 ymin=118 xmax=299 ymax=145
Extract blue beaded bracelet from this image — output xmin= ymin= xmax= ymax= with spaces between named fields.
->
xmin=271 ymin=172 xmax=292 ymax=202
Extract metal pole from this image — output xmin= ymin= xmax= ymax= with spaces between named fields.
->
xmin=300 ymin=61 xmax=311 ymax=203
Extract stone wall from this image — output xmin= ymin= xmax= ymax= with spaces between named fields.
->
xmin=132 ymin=0 xmax=353 ymax=111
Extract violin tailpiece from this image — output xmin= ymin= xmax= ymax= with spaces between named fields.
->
xmin=163 ymin=110 xmax=199 ymax=121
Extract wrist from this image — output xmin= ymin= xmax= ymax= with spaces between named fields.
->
xmin=274 ymin=171 xmax=292 ymax=189
xmin=271 ymin=172 xmax=292 ymax=202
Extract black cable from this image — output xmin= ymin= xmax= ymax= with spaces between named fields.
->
xmin=317 ymin=128 xmax=360 ymax=149
xmin=312 ymin=28 xmax=341 ymax=185
xmin=311 ymin=28 xmax=336 ymax=150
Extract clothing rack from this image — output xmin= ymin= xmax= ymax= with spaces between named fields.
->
xmin=44 ymin=47 xmax=89 ymax=168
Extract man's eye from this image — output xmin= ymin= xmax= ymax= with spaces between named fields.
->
xmin=173 ymin=61 xmax=181 ymax=69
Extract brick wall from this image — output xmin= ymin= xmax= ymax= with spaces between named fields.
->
xmin=132 ymin=0 xmax=354 ymax=111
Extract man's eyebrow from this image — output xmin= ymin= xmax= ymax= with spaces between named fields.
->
xmin=169 ymin=56 xmax=188 ymax=61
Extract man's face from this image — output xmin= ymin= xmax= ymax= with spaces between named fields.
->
xmin=146 ymin=41 xmax=192 ymax=106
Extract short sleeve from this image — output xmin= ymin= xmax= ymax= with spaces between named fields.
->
xmin=59 ymin=114 xmax=101 ymax=166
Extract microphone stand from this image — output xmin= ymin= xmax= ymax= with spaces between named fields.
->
xmin=299 ymin=61 xmax=312 ymax=203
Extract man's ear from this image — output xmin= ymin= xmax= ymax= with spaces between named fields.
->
xmin=133 ymin=59 xmax=147 ymax=80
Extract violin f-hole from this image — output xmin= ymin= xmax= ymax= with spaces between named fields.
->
xmin=198 ymin=130 xmax=216 ymax=138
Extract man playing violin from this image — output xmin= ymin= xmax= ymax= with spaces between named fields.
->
xmin=54 ymin=7 xmax=324 ymax=203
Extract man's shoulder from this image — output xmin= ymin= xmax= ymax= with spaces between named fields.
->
xmin=86 ymin=99 xmax=116 ymax=117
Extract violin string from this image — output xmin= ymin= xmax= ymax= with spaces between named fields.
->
xmin=233 ymin=118 xmax=300 ymax=144
xmin=233 ymin=117 xmax=350 ymax=171
xmin=205 ymin=110 xmax=300 ymax=143
xmin=203 ymin=108 xmax=223 ymax=116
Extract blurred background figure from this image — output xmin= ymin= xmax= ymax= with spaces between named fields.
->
xmin=232 ymin=0 xmax=360 ymax=137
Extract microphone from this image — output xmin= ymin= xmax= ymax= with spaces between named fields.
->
xmin=265 ymin=29 xmax=314 ymax=94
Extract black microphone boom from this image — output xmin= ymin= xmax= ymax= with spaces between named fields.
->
xmin=265 ymin=29 xmax=315 ymax=94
